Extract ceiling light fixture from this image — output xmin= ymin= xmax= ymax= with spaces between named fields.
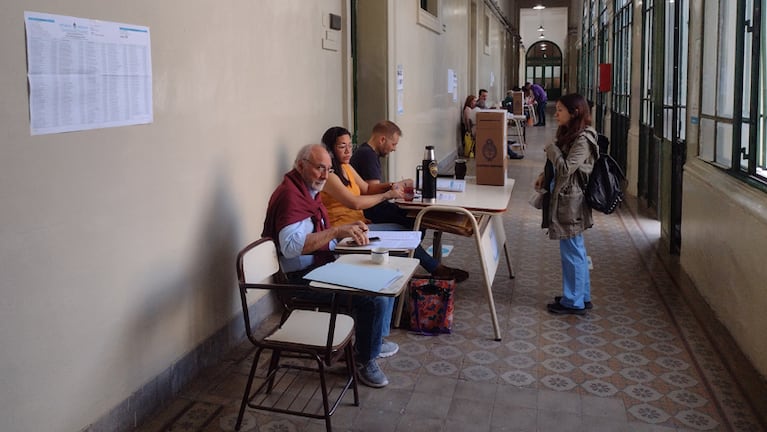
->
xmin=538 ymin=25 xmax=545 ymax=32
xmin=533 ymin=3 xmax=546 ymax=10
xmin=539 ymin=33 xmax=545 ymax=39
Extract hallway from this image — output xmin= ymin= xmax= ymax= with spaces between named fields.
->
xmin=136 ymin=123 xmax=764 ymax=432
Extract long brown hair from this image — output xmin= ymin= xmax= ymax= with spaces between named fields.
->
xmin=321 ymin=126 xmax=351 ymax=187
xmin=555 ymin=93 xmax=592 ymax=150
xmin=463 ymin=95 xmax=476 ymax=109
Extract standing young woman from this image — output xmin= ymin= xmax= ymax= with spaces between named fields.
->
xmin=534 ymin=94 xmax=599 ymax=315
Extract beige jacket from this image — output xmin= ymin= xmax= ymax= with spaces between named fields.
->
xmin=541 ymin=127 xmax=599 ymax=240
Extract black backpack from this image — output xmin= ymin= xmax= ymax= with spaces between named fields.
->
xmin=586 ymin=135 xmax=626 ymax=214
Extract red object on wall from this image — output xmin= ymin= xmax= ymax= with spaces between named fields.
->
xmin=598 ymin=63 xmax=612 ymax=92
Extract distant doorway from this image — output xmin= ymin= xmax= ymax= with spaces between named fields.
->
xmin=525 ymin=41 xmax=562 ymax=100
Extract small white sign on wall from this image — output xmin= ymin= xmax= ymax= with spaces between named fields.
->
xmin=396 ymin=64 xmax=404 ymax=114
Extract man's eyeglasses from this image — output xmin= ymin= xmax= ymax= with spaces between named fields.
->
xmin=303 ymin=159 xmax=334 ymax=174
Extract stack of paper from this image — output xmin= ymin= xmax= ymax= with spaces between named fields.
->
xmin=437 ymin=178 xmax=466 ymax=192
xmin=304 ymin=262 xmax=402 ymax=292
xmin=336 ymin=230 xmax=422 ymax=251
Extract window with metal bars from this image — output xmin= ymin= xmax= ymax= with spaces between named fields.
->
xmin=700 ymin=0 xmax=767 ymax=188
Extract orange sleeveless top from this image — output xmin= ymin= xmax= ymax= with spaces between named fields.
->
xmin=321 ymin=164 xmax=368 ymax=226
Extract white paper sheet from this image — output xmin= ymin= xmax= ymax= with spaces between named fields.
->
xmin=24 ymin=11 xmax=153 ymax=135
xmin=304 ymin=262 xmax=402 ymax=292
xmin=437 ymin=178 xmax=466 ymax=192
xmin=335 ymin=230 xmax=422 ymax=251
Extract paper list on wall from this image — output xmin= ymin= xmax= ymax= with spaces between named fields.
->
xmin=24 ymin=11 xmax=153 ymax=135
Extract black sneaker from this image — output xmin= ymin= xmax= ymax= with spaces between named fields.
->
xmin=547 ymin=302 xmax=586 ymax=315
xmin=555 ymin=296 xmax=593 ymax=309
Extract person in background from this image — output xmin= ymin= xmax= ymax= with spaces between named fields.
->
xmin=501 ymin=90 xmax=515 ymax=111
xmin=262 ymin=143 xmax=390 ymax=388
xmin=476 ymin=88 xmax=489 ymax=109
xmin=501 ymin=88 xmax=524 ymax=160
xmin=462 ymin=95 xmax=478 ymax=157
xmin=350 ymin=121 xmax=469 ymax=283
xmin=526 ymin=82 xmax=548 ymax=126
xmin=462 ymin=95 xmax=477 ymax=136
xmin=534 ymin=93 xmax=599 ymax=315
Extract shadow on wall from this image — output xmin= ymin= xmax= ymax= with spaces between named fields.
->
xmin=188 ymin=164 xmax=245 ymax=346
xmin=87 ymin=138 xmax=304 ymax=431
xmin=101 ymin=165 xmax=246 ymax=431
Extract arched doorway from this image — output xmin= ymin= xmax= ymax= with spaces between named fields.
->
xmin=525 ymin=41 xmax=563 ymax=100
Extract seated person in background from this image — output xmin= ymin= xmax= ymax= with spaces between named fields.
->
xmin=501 ymin=90 xmax=514 ymax=111
xmin=476 ymin=88 xmax=489 ymax=109
xmin=262 ymin=143 xmax=390 ymax=388
xmin=463 ymin=95 xmax=477 ymax=136
xmin=349 ymin=121 xmax=469 ymax=282
xmin=462 ymin=95 xmax=477 ymax=157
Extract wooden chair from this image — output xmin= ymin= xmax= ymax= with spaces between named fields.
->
xmin=234 ymin=238 xmax=359 ymax=432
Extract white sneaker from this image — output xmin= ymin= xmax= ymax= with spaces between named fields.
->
xmin=378 ymin=340 xmax=399 ymax=358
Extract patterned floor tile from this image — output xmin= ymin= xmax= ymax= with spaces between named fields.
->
xmin=136 ymin=122 xmax=764 ymax=432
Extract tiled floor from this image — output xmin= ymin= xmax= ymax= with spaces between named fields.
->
xmin=135 ymin=123 xmax=765 ymax=432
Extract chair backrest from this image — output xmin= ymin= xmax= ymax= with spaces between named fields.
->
xmin=236 ymin=238 xmax=285 ymax=342
xmin=238 ymin=238 xmax=281 ymax=286
xmin=235 ymin=238 xmax=352 ymax=363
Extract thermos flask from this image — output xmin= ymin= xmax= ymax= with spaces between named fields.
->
xmin=421 ymin=145 xmax=438 ymax=200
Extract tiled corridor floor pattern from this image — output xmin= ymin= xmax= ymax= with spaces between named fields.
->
xmin=135 ymin=124 xmax=764 ymax=432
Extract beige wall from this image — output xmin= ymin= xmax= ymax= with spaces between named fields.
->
xmin=681 ymin=162 xmax=767 ymax=376
xmin=0 ymin=1 xmax=517 ymax=430
xmin=384 ymin=0 xmax=512 ymax=179
xmin=0 ymin=1 xmax=348 ymax=430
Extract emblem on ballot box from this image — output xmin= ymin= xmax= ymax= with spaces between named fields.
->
xmin=481 ymin=138 xmax=497 ymax=161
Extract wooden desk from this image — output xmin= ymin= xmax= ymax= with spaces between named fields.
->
xmin=309 ymin=254 xmax=420 ymax=298
xmin=395 ymin=177 xmax=516 ymax=341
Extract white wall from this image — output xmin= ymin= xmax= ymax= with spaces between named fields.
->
xmin=0 ymin=1 xmax=348 ymax=430
xmin=384 ymin=0 xmax=512 ymax=178
xmin=519 ymin=6 xmax=568 ymax=83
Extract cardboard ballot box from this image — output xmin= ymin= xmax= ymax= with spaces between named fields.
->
xmin=474 ymin=110 xmax=507 ymax=186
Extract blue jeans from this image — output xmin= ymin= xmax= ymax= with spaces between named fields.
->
xmin=558 ymin=234 xmax=591 ymax=309
xmin=537 ymin=100 xmax=547 ymax=124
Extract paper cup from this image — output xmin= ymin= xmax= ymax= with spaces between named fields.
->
xmin=371 ymin=247 xmax=389 ymax=264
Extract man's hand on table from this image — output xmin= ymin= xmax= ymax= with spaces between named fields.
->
xmin=336 ymin=221 xmax=370 ymax=245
